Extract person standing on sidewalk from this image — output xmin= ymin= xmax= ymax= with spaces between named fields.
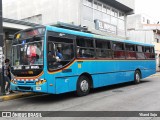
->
xmin=4 ymin=59 xmax=11 ymax=94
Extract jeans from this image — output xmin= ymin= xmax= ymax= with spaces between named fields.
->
xmin=4 ymin=76 xmax=10 ymax=91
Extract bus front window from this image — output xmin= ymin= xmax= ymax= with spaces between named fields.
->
xmin=12 ymin=41 xmax=43 ymax=66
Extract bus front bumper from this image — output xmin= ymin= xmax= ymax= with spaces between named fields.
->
xmin=10 ymin=82 xmax=48 ymax=93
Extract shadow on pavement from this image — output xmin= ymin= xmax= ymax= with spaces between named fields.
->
xmin=21 ymin=79 xmax=151 ymax=104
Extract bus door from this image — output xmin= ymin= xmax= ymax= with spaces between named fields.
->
xmin=46 ymin=32 xmax=76 ymax=93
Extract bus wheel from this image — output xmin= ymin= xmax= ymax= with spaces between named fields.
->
xmin=76 ymin=76 xmax=90 ymax=97
xmin=134 ymin=70 xmax=141 ymax=84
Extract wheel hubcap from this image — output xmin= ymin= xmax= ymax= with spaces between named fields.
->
xmin=136 ymin=73 xmax=140 ymax=82
xmin=80 ymin=80 xmax=89 ymax=92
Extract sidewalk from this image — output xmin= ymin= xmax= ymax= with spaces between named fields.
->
xmin=150 ymin=72 xmax=160 ymax=77
xmin=0 ymin=86 xmax=38 ymax=102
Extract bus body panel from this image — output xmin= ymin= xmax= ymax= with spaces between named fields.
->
xmin=44 ymin=60 xmax=156 ymax=94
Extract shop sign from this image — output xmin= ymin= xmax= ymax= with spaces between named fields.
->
xmin=95 ymin=19 xmax=117 ymax=35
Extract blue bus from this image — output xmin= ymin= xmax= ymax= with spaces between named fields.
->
xmin=10 ymin=25 xmax=156 ymax=96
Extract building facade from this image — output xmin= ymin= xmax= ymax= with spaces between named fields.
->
xmin=127 ymin=14 xmax=158 ymax=30
xmin=127 ymin=14 xmax=160 ymax=71
xmin=3 ymin=0 xmax=135 ymax=39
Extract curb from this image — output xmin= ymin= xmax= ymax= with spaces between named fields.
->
xmin=0 ymin=92 xmax=38 ymax=102
xmin=150 ymin=73 xmax=160 ymax=77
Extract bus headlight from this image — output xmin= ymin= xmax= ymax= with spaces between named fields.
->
xmin=31 ymin=66 xmax=39 ymax=69
xmin=11 ymin=79 xmax=17 ymax=84
xmin=25 ymin=66 xmax=30 ymax=69
xmin=36 ymin=79 xmax=46 ymax=85
xmin=14 ymin=66 xmax=22 ymax=70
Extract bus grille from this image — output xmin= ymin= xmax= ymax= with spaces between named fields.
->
xmin=18 ymin=86 xmax=32 ymax=91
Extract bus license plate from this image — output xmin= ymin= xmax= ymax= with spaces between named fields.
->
xmin=36 ymin=87 xmax=41 ymax=91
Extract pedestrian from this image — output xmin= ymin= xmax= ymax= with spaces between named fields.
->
xmin=4 ymin=59 xmax=11 ymax=94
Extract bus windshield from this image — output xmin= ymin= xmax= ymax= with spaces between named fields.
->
xmin=12 ymin=41 xmax=43 ymax=66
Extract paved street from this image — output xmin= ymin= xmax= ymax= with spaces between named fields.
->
xmin=0 ymin=74 xmax=160 ymax=120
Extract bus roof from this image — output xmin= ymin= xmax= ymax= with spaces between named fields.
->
xmin=46 ymin=25 xmax=154 ymax=47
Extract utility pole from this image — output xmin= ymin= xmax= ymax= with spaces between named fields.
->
xmin=0 ymin=0 xmax=5 ymax=95
xmin=0 ymin=0 xmax=3 ymax=47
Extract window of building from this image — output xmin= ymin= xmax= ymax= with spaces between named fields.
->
xmin=103 ymin=13 xmax=111 ymax=23
xmin=103 ymin=13 xmax=110 ymax=23
xmin=111 ymin=9 xmax=115 ymax=16
xmin=156 ymin=38 xmax=159 ymax=43
xmin=115 ymin=11 xmax=118 ymax=17
xmin=107 ymin=7 xmax=111 ymax=15
xmin=82 ymin=0 xmax=126 ymax=37
xmin=118 ymin=19 xmax=125 ymax=30
xmin=147 ymin=19 xmax=150 ymax=24
xmin=97 ymin=2 xmax=102 ymax=11
xmin=102 ymin=5 xmax=107 ymax=13
xmin=111 ymin=16 xmax=117 ymax=26
xmin=119 ymin=12 xmax=125 ymax=20
xmin=143 ymin=17 xmax=145 ymax=22
xmin=94 ymin=1 xmax=98 ymax=9
xmin=94 ymin=10 xmax=103 ymax=20
xmin=83 ymin=0 xmax=93 ymax=7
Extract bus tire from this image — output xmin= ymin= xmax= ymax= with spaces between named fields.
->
xmin=134 ymin=70 xmax=141 ymax=84
xmin=76 ymin=75 xmax=90 ymax=97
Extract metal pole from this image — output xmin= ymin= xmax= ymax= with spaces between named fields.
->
xmin=0 ymin=66 xmax=5 ymax=95
xmin=0 ymin=0 xmax=3 ymax=47
xmin=0 ymin=0 xmax=4 ymax=96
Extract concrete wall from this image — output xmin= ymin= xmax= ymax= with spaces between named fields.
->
xmin=3 ymin=0 xmax=81 ymax=25
xmin=127 ymin=14 xmax=142 ymax=30
xmin=127 ymin=14 xmax=158 ymax=30
xmin=127 ymin=30 xmax=154 ymax=44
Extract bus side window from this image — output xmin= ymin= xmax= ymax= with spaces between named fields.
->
xmin=95 ymin=40 xmax=112 ymax=59
xmin=113 ymin=42 xmax=125 ymax=59
xmin=150 ymin=47 xmax=155 ymax=59
xmin=47 ymin=42 xmax=58 ymax=69
xmin=126 ymin=44 xmax=136 ymax=59
xmin=136 ymin=45 xmax=145 ymax=59
xmin=144 ymin=47 xmax=151 ymax=59
xmin=76 ymin=37 xmax=95 ymax=58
